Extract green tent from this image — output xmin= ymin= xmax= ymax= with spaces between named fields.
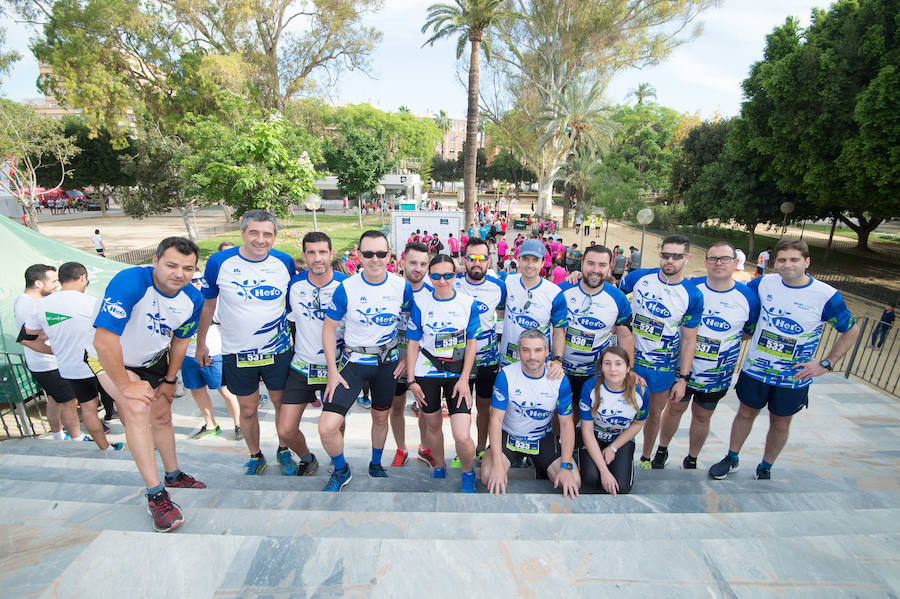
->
xmin=0 ymin=216 xmax=129 ymax=354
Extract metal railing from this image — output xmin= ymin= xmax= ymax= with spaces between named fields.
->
xmin=734 ymin=316 xmax=899 ymax=397
xmin=0 ymin=352 xmax=49 ymax=439
xmin=110 ymin=221 xmax=241 ymax=265
xmin=810 ymin=273 xmax=900 ymax=306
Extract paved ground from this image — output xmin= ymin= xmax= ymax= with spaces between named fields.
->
xmin=0 ymin=373 xmax=897 ymax=597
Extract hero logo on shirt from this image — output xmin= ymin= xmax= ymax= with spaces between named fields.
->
xmin=356 ymin=308 xmax=396 ymax=327
xmin=645 ymin=301 xmax=672 ymax=319
xmin=702 ymin=316 xmax=731 ymax=332
xmin=514 ymin=314 xmax=540 ymax=329
xmin=772 ymin=316 xmax=803 ymax=335
xmin=575 ymin=316 xmax=606 ymax=330
xmin=101 ymin=299 xmax=127 ymax=319
xmin=234 ymin=280 xmax=283 ymax=301
xmin=524 ymin=407 xmax=552 ymax=419
xmin=475 ymin=301 xmax=490 ymax=314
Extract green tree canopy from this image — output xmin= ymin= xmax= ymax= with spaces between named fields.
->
xmin=323 ymin=123 xmax=393 ymax=211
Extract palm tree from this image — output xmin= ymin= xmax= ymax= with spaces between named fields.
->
xmin=433 ymin=109 xmax=452 ymax=158
xmin=533 ymin=79 xmax=619 ymax=228
xmin=566 ymin=150 xmax=604 ymax=209
xmin=626 ymin=82 xmax=657 ymax=106
xmin=422 ymin=0 xmax=516 ymax=228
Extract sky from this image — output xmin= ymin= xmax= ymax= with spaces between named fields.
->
xmin=1 ymin=0 xmax=826 ymax=120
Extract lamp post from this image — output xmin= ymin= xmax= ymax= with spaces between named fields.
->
xmin=636 ymin=208 xmax=654 ymax=259
xmin=780 ymin=201 xmax=795 ymax=237
xmin=304 ymin=193 xmax=322 ymax=232
xmin=376 ymin=184 xmax=385 ymax=227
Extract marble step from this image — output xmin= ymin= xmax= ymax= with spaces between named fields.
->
xmin=4 ymin=494 xmax=898 ymax=542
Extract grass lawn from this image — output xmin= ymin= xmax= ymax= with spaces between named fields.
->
xmin=793 ymin=223 xmax=900 ymax=244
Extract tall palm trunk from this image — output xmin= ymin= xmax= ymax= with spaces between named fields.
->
xmin=464 ymin=36 xmax=482 ymax=229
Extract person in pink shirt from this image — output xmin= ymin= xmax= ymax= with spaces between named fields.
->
xmin=542 ymin=243 xmax=552 ymax=271
xmin=447 ymin=233 xmax=460 ymax=258
xmin=496 ymin=238 xmax=508 ymax=265
xmin=460 ymin=230 xmax=468 ymax=249
xmin=551 ymin=260 xmax=567 ymax=284
xmin=501 ymin=219 xmax=507 ymax=234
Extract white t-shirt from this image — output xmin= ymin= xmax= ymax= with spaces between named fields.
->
xmin=558 ymin=282 xmax=632 ymax=376
xmin=406 ymin=290 xmax=480 ymax=379
xmin=14 ymin=294 xmax=58 ymax=372
xmin=202 ymin=246 xmax=295 ymax=356
xmin=499 ymin=274 xmax=568 ymax=366
xmin=286 ymin=270 xmax=348 ymax=380
xmin=26 ymin=290 xmax=99 ymax=379
xmin=491 ymin=362 xmax=573 ymax=443
xmin=92 ymin=234 xmax=103 ymax=250
xmin=186 ymin=320 xmax=222 ymax=359
xmin=454 ymin=274 xmax=506 ymax=366
xmin=578 ymin=378 xmax=649 ymax=443
xmin=325 ymin=272 xmax=413 ymax=365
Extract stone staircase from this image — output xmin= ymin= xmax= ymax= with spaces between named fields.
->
xmin=1 ymin=374 xmax=898 ymax=598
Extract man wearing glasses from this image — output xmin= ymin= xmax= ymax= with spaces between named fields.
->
xmin=195 ymin=210 xmax=298 ymax=476
xmin=619 ymin=234 xmax=704 ymax=470
xmin=499 ymin=238 xmax=568 ymax=378
xmin=454 ymin=237 xmax=507 ymax=465
xmin=281 ymin=232 xmax=348 ymax=477
xmin=653 ymin=242 xmax=760 ymax=469
xmin=321 ymin=230 xmax=413 ymax=491
xmin=558 ymin=245 xmax=635 ymax=402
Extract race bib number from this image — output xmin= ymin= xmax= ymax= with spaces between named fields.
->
xmin=565 ymin=327 xmax=595 ymax=352
xmin=594 ymin=427 xmax=616 ymax=443
xmin=633 ymin=313 xmax=664 ymax=342
xmin=237 ymin=353 xmax=275 ymax=368
xmin=506 ymin=434 xmax=539 ymax=455
xmin=695 ymin=335 xmax=722 ymax=360
xmin=307 ymin=364 xmax=328 ymax=385
xmin=505 ymin=342 xmax=519 ymax=362
xmin=435 ymin=329 xmax=465 ymax=358
xmin=756 ymin=330 xmax=797 ymax=360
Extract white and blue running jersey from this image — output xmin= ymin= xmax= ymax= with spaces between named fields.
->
xmin=26 ymin=290 xmax=99 ymax=379
xmin=14 ymin=294 xmax=57 ymax=372
xmin=491 ymin=363 xmax=573 ymax=442
xmin=578 ymin=378 xmax=649 ymax=443
xmin=454 ymin=274 xmax=506 ymax=366
xmin=688 ymin=277 xmax=760 ymax=393
xmin=406 ymin=290 xmax=481 ymax=379
xmin=93 ymin=266 xmax=204 ymax=368
xmin=742 ymin=274 xmax=854 ymax=389
xmin=202 ymin=247 xmax=295 ymax=356
xmin=286 ymin=270 xmax=348 ymax=380
xmin=619 ymin=268 xmax=703 ymax=372
xmin=558 ymin=282 xmax=632 ymax=376
xmin=499 ymin=274 xmax=568 ymax=366
xmin=398 ymin=283 xmax=434 ymax=353
xmin=326 ymin=272 xmax=413 ymax=365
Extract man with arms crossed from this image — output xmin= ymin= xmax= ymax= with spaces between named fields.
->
xmin=196 ymin=210 xmax=298 ymax=476
xmin=654 ymin=242 xmax=759 ymax=469
xmin=91 ymin=239 xmax=206 ymax=533
xmin=481 ymin=329 xmax=580 ymax=497
xmin=619 ymin=234 xmax=704 ymax=470
xmin=321 ymin=230 xmax=413 ymax=491
xmin=709 ymin=239 xmax=858 ymax=480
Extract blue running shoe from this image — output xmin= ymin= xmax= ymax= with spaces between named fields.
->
xmin=356 ymin=395 xmax=371 ymax=409
xmin=322 ymin=466 xmax=352 ymax=492
xmin=277 ymin=449 xmax=298 ymax=476
xmin=108 ymin=442 xmax=124 ymax=451
xmin=431 ymin=467 xmax=447 ymax=479
xmin=368 ymin=462 xmax=389 ymax=478
xmin=244 ymin=456 xmax=267 ymax=475
xmin=461 ymin=471 xmax=477 ymax=493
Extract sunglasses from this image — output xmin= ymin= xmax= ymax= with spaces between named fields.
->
xmin=466 ymin=254 xmax=487 ymax=262
xmin=705 ymin=256 xmax=734 ymax=264
xmin=429 ymin=272 xmax=455 ymax=281
xmin=312 ymin=287 xmax=321 ymax=310
xmin=523 ymin=289 xmax=534 ymax=312
xmin=361 ymin=250 xmax=389 ymax=259
xmin=660 ymin=252 xmax=685 ymax=261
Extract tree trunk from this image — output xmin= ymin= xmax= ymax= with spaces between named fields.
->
xmin=837 ymin=213 xmax=880 ymax=252
xmin=562 ymin=181 xmax=573 ymax=229
xmin=463 ymin=39 xmax=482 ymax=230
xmin=220 ymin=202 xmax=234 ymax=223
xmin=179 ymin=205 xmax=196 ymax=241
xmin=535 ymin=176 xmax=554 ymax=219
xmin=746 ymin=222 xmax=756 ymax=259
xmin=24 ymin=200 xmax=40 ymax=232
xmin=98 ymin=184 xmax=110 ymax=217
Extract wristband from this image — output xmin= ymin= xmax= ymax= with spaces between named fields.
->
xmin=163 ymin=377 xmax=177 ymax=385
xmin=609 ymin=445 xmax=618 ymax=454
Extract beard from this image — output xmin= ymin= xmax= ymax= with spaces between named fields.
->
xmin=466 ymin=268 xmax=486 ymax=281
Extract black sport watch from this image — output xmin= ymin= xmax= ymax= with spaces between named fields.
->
xmin=819 ymin=359 xmax=833 ymax=371
xmin=678 ymin=373 xmax=691 ymax=382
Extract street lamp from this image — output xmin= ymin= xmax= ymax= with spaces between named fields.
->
xmin=304 ymin=193 xmax=322 ymax=232
xmin=780 ymin=201 xmax=795 ymax=237
xmin=636 ymin=208 xmax=654 ymax=260
xmin=375 ymin=184 xmax=385 ymax=226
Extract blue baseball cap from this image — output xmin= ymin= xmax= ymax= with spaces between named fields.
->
xmin=519 ymin=239 xmax=546 ymax=259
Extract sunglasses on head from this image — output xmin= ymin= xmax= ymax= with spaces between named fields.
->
xmin=361 ymin=250 xmax=389 ymax=259
xmin=429 ymin=272 xmax=455 ymax=281
xmin=660 ymin=252 xmax=685 ymax=261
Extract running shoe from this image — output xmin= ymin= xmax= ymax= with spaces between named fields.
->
xmin=368 ymin=462 xmax=389 ymax=478
xmin=682 ymin=456 xmax=698 ymax=470
xmin=311 ymin=398 xmax=322 ymax=408
xmin=410 ymin=402 xmax=420 ymax=417
xmin=473 ymin=449 xmax=486 ymax=467
xmin=322 ymin=466 xmax=352 ymax=492
xmin=244 ymin=456 xmax=267 ymax=475
xmin=234 ymin=426 xmax=243 ymax=442
xmin=104 ymin=411 xmax=116 ymax=422
xmin=441 ymin=404 xmax=449 ymax=418
xmin=708 ymin=455 xmax=740 ymax=480
xmin=449 ymin=455 xmax=461 ymax=468
xmin=651 ymin=447 xmax=668 ymax=469
xmin=277 ymin=449 xmax=298 ymax=476
xmin=296 ymin=454 xmax=319 ymax=477
xmin=189 ymin=424 xmax=221 ymax=439
xmin=107 ymin=442 xmax=124 ymax=451
xmin=147 ymin=489 xmax=184 ymax=533
xmin=165 ymin=472 xmax=208 ymax=489
xmin=638 ymin=457 xmax=652 ymax=470
xmin=102 ymin=422 xmax=111 ymax=435
xmin=431 ymin=467 xmax=447 ymax=479
xmin=391 ymin=448 xmax=409 ymax=467
xmin=258 ymin=392 xmax=268 ymax=407
xmin=417 ymin=446 xmax=437 ymax=468
xmin=754 ymin=465 xmax=771 ymax=480
xmin=461 ymin=471 xmax=477 ymax=493
xmin=356 ymin=395 xmax=371 ymax=409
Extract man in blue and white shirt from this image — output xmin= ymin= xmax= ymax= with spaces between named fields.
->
xmin=321 ymin=230 xmax=414 ymax=491
xmin=91 ymin=237 xmax=207 ymax=533
xmin=655 ymin=242 xmax=760 ymax=470
xmin=196 ymin=210 xmax=297 ymax=476
xmin=709 ymin=239 xmax=858 ymax=481
xmin=619 ymin=234 xmax=703 ymax=470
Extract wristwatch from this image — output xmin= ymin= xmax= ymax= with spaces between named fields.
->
xmin=678 ymin=373 xmax=691 ymax=382
xmin=560 ymin=461 xmax=574 ymax=470
xmin=163 ymin=377 xmax=177 ymax=385
xmin=819 ymin=359 xmax=833 ymax=371
xmin=550 ymin=356 xmax=563 ymax=363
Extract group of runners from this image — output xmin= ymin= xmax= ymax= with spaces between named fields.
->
xmin=14 ymin=209 xmax=859 ymax=533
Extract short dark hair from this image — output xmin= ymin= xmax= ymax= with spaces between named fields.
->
xmin=302 ymin=231 xmax=332 ymax=251
xmin=464 ymin=237 xmax=489 ymax=254
xmin=217 ymin=241 xmax=235 ymax=252
xmin=360 ymin=229 xmax=388 ymax=248
xmin=773 ymin=238 xmax=809 ymax=260
xmin=661 ymin=234 xmax=690 ymax=252
xmin=156 ymin=237 xmax=199 ymax=261
xmin=707 ymin=241 xmax=736 ymax=257
xmin=583 ymin=244 xmax=613 ymax=263
xmin=429 ymin=254 xmax=456 ymax=270
xmin=24 ymin=264 xmax=56 ymax=288
xmin=404 ymin=242 xmax=429 ymax=255
xmin=58 ymin=262 xmax=87 ymax=283
xmin=94 ymin=229 xmax=100 ymax=234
